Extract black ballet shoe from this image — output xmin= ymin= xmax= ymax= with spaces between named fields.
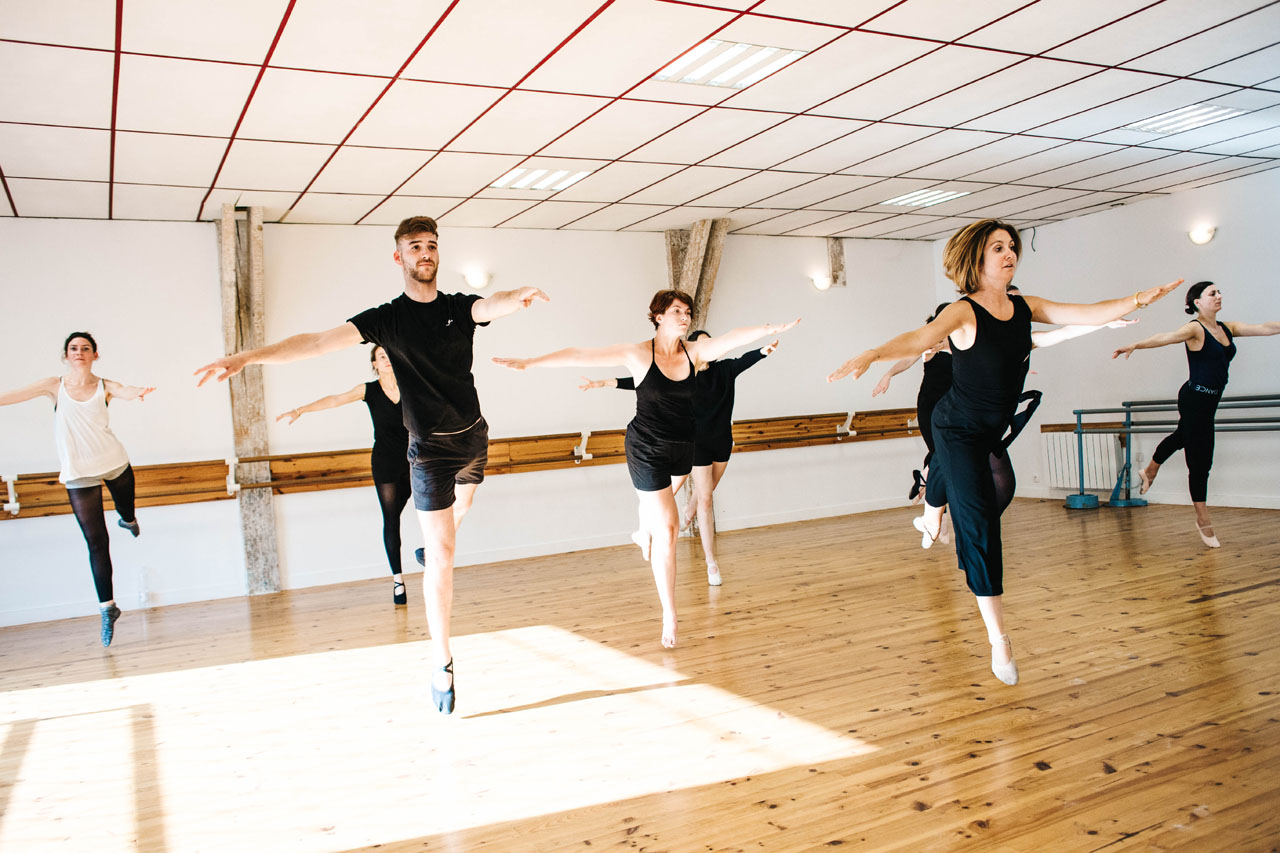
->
xmin=415 ymin=548 xmax=425 ymax=567
xmin=100 ymin=604 xmax=121 ymax=647
xmin=393 ymin=579 xmax=407 ymax=606
xmin=117 ymin=518 xmax=140 ymax=537
xmin=431 ymin=659 xmax=455 ymax=715
xmin=908 ymin=470 xmax=925 ymax=502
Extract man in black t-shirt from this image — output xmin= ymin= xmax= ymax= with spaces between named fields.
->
xmin=196 ymin=215 xmax=549 ymax=714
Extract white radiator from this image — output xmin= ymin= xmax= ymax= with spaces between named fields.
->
xmin=1043 ymin=430 xmax=1123 ymax=490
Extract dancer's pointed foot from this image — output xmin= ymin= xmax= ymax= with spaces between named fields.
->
xmin=431 ymin=659 xmax=455 ymax=714
xmin=706 ymin=562 xmax=722 ymax=587
xmin=1196 ymin=523 xmax=1220 ymax=548
xmin=1137 ymin=468 xmax=1155 ymax=495
xmin=117 ymin=518 xmax=140 ymax=537
xmin=392 ymin=574 xmax=407 ymax=605
xmin=100 ymin=604 xmax=121 ymax=647
xmin=631 ymin=529 xmax=651 ymax=561
xmin=661 ymin=613 xmax=678 ymax=648
xmin=912 ymin=515 xmax=940 ymax=549
xmin=991 ymin=634 xmax=1018 ymax=685
xmin=908 ymin=470 xmax=925 ymax=503
xmin=414 ymin=547 xmax=425 ymax=566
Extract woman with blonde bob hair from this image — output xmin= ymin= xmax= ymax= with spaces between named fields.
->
xmin=829 ymin=220 xmax=1181 ymax=686
xmin=494 ymin=290 xmax=798 ymax=648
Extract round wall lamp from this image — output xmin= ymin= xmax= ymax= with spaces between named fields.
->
xmin=810 ymin=274 xmax=832 ymax=291
xmin=1187 ymin=225 xmax=1216 ymax=245
xmin=464 ymin=270 xmax=491 ymax=289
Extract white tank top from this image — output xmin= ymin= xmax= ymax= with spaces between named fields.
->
xmin=54 ymin=378 xmax=130 ymax=483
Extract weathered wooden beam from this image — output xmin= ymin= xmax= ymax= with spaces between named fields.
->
xmin=674 ymin=218 xmax=729 ymax=330
xmin=826 ymin=237 xmax=847 ymax=288
xmin=219 ymin=204 xmax=280 ymax=595
xmin=664 ymin=229 xmax=690 ymax=291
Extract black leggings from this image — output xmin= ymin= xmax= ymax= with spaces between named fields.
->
xmin=67 ymin=464 xmax=136 ymax=603
xmin=376 ymin=477 xmax=412 ymax=574
xmin=1152 ymin=383 xmax=1220 ymax=502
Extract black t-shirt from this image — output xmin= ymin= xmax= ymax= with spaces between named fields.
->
xmin=349 ymin=291 xmax=488 ymax=436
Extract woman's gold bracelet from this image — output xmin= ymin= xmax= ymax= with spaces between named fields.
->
xmin=1132 ymin=292 xmax=1147 ymax=309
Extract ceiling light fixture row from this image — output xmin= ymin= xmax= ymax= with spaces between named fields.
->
xmin=490 ymin=168 xmax=592 ymax=191
xmin=655 ymin=39 xmax=807 ymax=88
xmin=1126 ymin=104 xmax=1246 ymax=135
xmin=880 ymin=189 xmax=971 ymax=208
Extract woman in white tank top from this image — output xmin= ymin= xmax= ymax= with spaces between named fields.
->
xmin=0 ymin=332 xmax=154 ymax=646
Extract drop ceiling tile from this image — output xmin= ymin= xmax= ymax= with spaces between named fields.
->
xmin=730 ymin=31 xmax=935 ymax=113
xmin=893 ymin=57 xmax=1095 ymax=129
xmin=522 ymin=0 xmax=736 ymax=97
xmin=777 ymin=123 xmax=937 ymax=173
xmin=1193 ymin=44 xmax=1280 ymax=87
xmin=842 ymin=129 xmax=1005 ymax=177
xmin=0 ymin=125 xmax=109 ymax=181
xmin=721 ymin=207 xmax=793 ymax=230
xmin=1125 ymin=4 xmax=1280 ymax=77
xmin=625 ymin=108 xmax=787 ymax=165
xmin=270 ymin=0 xmax=453 ymax=76
xmin=237 ymin=68 xmax=390 ymax=144
xmin=360 ymin=194 xmax=460 ymax=226
xmin=1240 ymin=143 xmax=1280 ymax=158
xmin=113 ymin=132 xmax=228 ymax=186
xmin=7 ymin=178 xmax=107 ymax=218
xmin=750 ymin=174 xmax=880 ymax=208
xmin=540 ymin=100 xmax=705 ymax=160
xmin=0 ymin=43 xmax=114 ymax=127
xmin=200 ymin=189 xmax=299 ymax=222
xmin=967 ymin=187 xmax=1092 ymax=218
xmin=1067 ymin=151 xmax=1220 ymax=190
xmin=215 ymin=140 xmax=338 ymax=192
xmin=818 ymin=45 xmax=1018 ymax=122
xmin=961 ymin=69 xmax=1160 ymax=134
xmin=567 ymin=203 xmax=674 ymax=230
xmin=625 ymin=166 xmax=758 ymax=205
xmin=703 ymin=115 xmax=867 ymax=169
xmin=501 ymin=200 xmax=610 ymax=229
xmin=960 ymin=140 xmax=1122 ymax=184
xmin=398 ymin=152 xmax=529 ymax=197
xmin=117 ymin=55 xmax=259 ymax=136
xmin=1034 ymin=79 xmax=1238 ymax=139
xmin=941 ymin=184 xmax=1047 ymax=216
xmin=283 ymin=193 xmax=386 ymax=224
xmin=693 ymin=170 xmax=821 ymax=207
xmin=734 ymin=208 xmax=844 ymax=234
xmin=837 ymin=214 xmax=919 ymax=237
xmin=123 ymin=0 xmax=288 ymax=63
xmin=1046 ymin=0 xmax=1268 ymax=66
xmin=402 ymin=0 xmax=606 ymax=88
xmin=1021 ymin=146 xmax=1169 ymax=186
xmin=1010 ymin=190 xmax=1134 ymax=219
xmin=0 ymin=0 xmax=116 ymax=49
xmin=1114 ymin=154 xmax=1270 ymax=192
xmin=750 ymin=1 xmax=904 ymax=28
xmin=905 ymin=135 xmax=1066 ymax=180
xmin=622 ymin=206 xmax=737 ymax=231
xmin=859 ymin=179 xmax=990 ymax=214
xmin=715 ymin=11 xmax=844 ymax=51
xmin=1152 ymin=105 xmax=1280 ymax=153
xmin=623 ymin=79 xmax=737 ymax=107
xmin=112 ymin=184 xmax=207 ymax=221
xmin=554 ymin=161 xmax=685 ymax=202
xmin=960 ymin=0 xmax=1156 ymax=53
xmin=784 ymin=211 xmax=886 ymax=236
xmin=309 ymin=147 xmax=435 ymax=194
xmin=347 ymin=80 xmax=504 ymax=150
xmin=1207 ymin=127 xmax=1280 ymax=156
xmin=449 ymin=90 xmax=608 ymax=155
xmin=1150 ymin=159 xmax=1279 ymax=192
xmin=880 ymin=215 xmax=973 ymax=239
xmin=437 ymin=197 xmax=539 ymax=227
xmin=865 ymin=0 xmax=1031 ymax=42
xmin=0 ymin=192 xmax=12 ymax=216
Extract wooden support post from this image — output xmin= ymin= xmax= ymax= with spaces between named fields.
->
xmin=219 ymin=204 xmax=280 ymax=595
xmin=664 ymin=229 xmax=690 ymax=291
xmin=826 ymin=237 xmax=847 ymax=288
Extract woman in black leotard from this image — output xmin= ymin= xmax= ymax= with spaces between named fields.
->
xmin=1113 ymin=281 xmax=1280 ymax=548
xmin=829 ymin=219 xmax=1181 ymax=686
xmin=278 ymin=345 xmax=412 ymax=604
xmin=580 ymin=331 xmax=779 ymax=586
xmin=493 ymin=290 xmax=798 ymax=648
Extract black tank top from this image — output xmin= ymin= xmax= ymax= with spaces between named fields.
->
xmin=364 ymin=380 xmax=409 ymax=466
xmin=630 ymin=340 xmax=696 ymax=442
xmin=948 ymin=295 xmax=1032 ymax=417
xmin=918 ymin=350 xmax=953 ymax=401
xmin=1187 ymin=320 xmax=1235 ymax=391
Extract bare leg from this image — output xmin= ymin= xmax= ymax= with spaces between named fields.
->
xmin=692 ymin=461 xmax=728 ymax=584
xmin=637 ymin=487 xmax=680 ymax=648
xmin=452 ymin=482 xmax=478 ymax=531
xmin=416 ymin=505 xmax=459 ymax=692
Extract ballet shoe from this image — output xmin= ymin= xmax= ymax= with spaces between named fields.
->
xmin=393 ymin=578 xmax=407 ymax=606
xmin=631 ymin=530 xmax=651 ymax=561
xmin=1137 ymin=469 xmax=1154 ymax=495
xmin=913 ymin=515 xmax=940 ymax=549
xmin=431 ymin=659 xmax=455 ymax=715
xmin=1196 ymin=524 xmax=1220 ymax=548
xmin=991 ymin=635 xmax=1018 ymax=686
xmin=415 ymin=548 xmax=425 ymax=566
xmin=908 ymin=470 xmax=925 ymax=503
xmin=117 ymin=518 xmax=140 ymax=537
xmin=706 ymin=563 xmax=722 ymax=587
xmin=100 ymin=604 xmax=121 ymax=647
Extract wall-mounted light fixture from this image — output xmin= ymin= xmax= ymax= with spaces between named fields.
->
xmin=464 ymin=270 xmax=491 ymax=290
xmin=811 ymin=274 xmax=831 ymax=291
xmin=1187 ymin=225 xmax=1216 ymax=245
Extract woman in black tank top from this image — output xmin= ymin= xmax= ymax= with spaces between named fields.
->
xmin=494 ymin=290 xmax=798 ymax=649
xmin=829 ymin=219 xmax=1182 ymax=687
xmin=277 ymin=346 xmax=414 ymax=605
xmin=1113 ymin=281 xmax=1280 ymax=548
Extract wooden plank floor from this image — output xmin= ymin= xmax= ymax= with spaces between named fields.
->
xmin=1 ymin=499 xmax=1278 ymax=852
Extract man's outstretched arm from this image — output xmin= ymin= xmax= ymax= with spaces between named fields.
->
xmin=195 ymin=322 xmax=363 ymax=386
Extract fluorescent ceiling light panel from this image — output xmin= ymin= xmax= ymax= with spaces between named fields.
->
xmin=491 ymin=168 xmax=525 ymax=188
xmin=511 ymin=169 xmax=548 ymax=189
xmin=553 ymin=171 xmax=591 ymax=191
xmin=1126 ymin=104 xmax=1245 ymax=135
xmin=881 ymin=189 xmax=970 ymax=207
xmin=653 ymin=41 xmax=807 ymax=88
xmin=490 ymin=166 xmax=594 ymax=191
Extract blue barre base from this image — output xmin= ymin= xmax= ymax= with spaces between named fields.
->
xmin=1065 ymin=493 xmax=1100 ymax=509
xmin=1109 ymin=498 xmax=1148 ymax=507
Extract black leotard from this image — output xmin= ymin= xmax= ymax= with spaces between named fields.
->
xmin=625 ymin=340 xmax=696 ymax=491
xmin=364 ymin=380 xmax=409 ymax=484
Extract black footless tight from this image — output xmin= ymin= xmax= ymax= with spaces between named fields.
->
xmin=67 ymin=464 xmax=136 ymax=603
xmin=376 ymin=477 xmax=412 ymax=574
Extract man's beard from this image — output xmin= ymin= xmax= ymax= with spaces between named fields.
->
xmin=408 ymin=264 xmax=437 ymax=285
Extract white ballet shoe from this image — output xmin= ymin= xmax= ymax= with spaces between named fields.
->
xmin=630 ymin=530 xmax=651 ymax=561
xmin=706 ymin=563 xmax=722 ymax=586
xmin=991 ymin=635 xmax=1018 ymax=686
xmin=1137 ymin=468 xmax=1154 ymax=495
xmin=913 ymin=515 xmax=940 ymax=549
xmin=1196 ymin=523 xmax=1220 ymax=548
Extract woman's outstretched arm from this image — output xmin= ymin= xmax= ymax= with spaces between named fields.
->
xmin=1111 ymin=322 xmax=1198 ymax=359
xmin=829 ymin=303 xmax=968 ymax=383
xmin=277 ymin=384 xmax=365 ymax=424
xmin=1224 ymin=320 xmax=1280 ymax=337
xmin=1025 ymin=279 xmax=1182 ymax=326
xmin=689 ymin=319 xmax=799 ymax=363
xmin=0 ymin=377 xmax=58 ymax=407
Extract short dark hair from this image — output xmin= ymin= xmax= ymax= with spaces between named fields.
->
xmin=1185 ymin=281 xmax=1214 ymax=315
xmin=647 ymin=290 xmax=693 ymax=329
xmin=64 ymin=331 xmax=97 ymax=355
xmin=394 ymin=216 xmax=438 ymax=244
